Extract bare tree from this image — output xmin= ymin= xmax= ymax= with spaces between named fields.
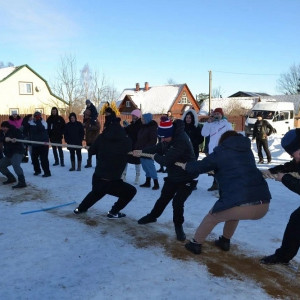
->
xmin=167 ymin=78 xmax=177 ymax=85
xmin=277 ymin=63 xmax=300 ymax=95
xmin=212 ymin=86 xmax=224 ymax=98
xmin=0 ymin=61 xmax=14 ymax=68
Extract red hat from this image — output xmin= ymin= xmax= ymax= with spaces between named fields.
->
xmin=214 ymin=108 xmax=224 ymax=116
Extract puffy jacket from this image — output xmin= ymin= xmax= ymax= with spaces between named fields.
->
xmin=253 ymin=119 xmax=274 ymax=140
xmin=3 ymin=125 xmax=25 ymax=157
xmin=186 ymin=134 xmax=271 ymax=213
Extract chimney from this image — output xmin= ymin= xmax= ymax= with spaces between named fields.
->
xmin=145 ymin=82 xmax=149 ymax=91
xmin=136 ymin=83 xmax=140 ymax=91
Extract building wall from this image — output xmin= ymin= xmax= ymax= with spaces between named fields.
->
xmin=0 ymin=67 xmax=65 ymax=115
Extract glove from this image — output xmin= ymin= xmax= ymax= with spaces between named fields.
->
xmin=261 ymin=170 xmax=275 ymax=179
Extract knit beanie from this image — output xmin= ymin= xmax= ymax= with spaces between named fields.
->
xmin=214 ymin=108 xmax=224 ymax=116
xmin=131 ymin=109 xmax=142 ymax=118
xmin=142 ymin=113 xmax=153 ymax=124
xmin=157 ymin=118 xmax=173 ymax=138
xmin=281 ymin=129 xmax=300 ymax=155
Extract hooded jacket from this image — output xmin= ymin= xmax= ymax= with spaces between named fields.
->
xmin=64 ymin=113 xmax=85 ymax=146
xmin=186 ymin=134 xmax=271 ymax=213
xmin=89 ymin=120 xmax=132 ymax=180
xmin=182 ymin=109 xmax=204 ymax=158
xmin=46 ymin=107 xmax=66 ymax=142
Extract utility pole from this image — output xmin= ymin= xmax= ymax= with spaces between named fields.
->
xmin=208 ymin=70 xmax=212 ymax=114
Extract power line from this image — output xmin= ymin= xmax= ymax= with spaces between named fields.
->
xmin=213 ymin=70 xmax=279 ymax=76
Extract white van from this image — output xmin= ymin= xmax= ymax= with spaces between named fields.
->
xmin=245 ymin=101 xmax=294 ymax=136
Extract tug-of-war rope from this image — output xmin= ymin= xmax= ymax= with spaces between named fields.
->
xmin=7 ymin=138 xmax=300 ymax=180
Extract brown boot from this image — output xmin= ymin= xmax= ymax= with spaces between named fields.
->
xmin=77 ymin=160 xmax=81 ymax=171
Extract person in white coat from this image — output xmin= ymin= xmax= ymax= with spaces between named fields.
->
xmin=201 ymin=108 xmax=233 ymax=191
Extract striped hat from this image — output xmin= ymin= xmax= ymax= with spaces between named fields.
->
xmin=157 ymin=118 xmax=173 ymax=138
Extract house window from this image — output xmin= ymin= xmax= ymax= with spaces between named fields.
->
xmin=19 ymin=82 xmax=33 ymax=95
xmin=35 ymin=108 xmax=44 ymax=114
xmin=126 ymin=101 xmax=131 ymax=108
xmin=178 ymin=92 xmax=191 ymax=104
xmin=9 ymin=108 xmax=19 ymax=115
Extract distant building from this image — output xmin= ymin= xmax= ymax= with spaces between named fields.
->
xmin=116 ymin=82 xmax=200 ymax=118
xmin=0 ymin=64 xmax=67 ymax=115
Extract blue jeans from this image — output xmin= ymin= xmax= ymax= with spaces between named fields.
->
xmin=140 ymin=158 xmax=157 ymax=179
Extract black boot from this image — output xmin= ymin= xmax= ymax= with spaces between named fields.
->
xmin=152 ymin=179 xmax=159 ymax=190
xmin=185 ymin=239 xmax=202 ymax=254
xmin=69 ymin=161 xmax=75 ymax=171
xmin=3 ymin=175 xmax=16 ymax=184
xmin=53 ymin=160 xmax=59 ymax=166
xmin=175 ymin=225 xmax=186 ymax=241
xmin=77 ymin=160 xmax=81 ymax=171
xmin=215 ymin=235 xmax=230 ymax=251
xmin=60 ymin=158 xmax=65 ymax=167
xmin=140 ymin=177 xmax=151 ymax=188
xmin=138 ymin=214 xmax=157 ymax=224
xmin=12 ymin=175 xmax=27 ymax=189
xmin=84 ymin=159 xmax=92 ymax=168
xmin=260 ymin=254 xmax=289 ymax=265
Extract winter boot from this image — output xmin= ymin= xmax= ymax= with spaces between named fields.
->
xmin=215 ymin=236 xmax=230 ymax=251
xmin=77 ymin=160 xmax=81 ymax=171
xmin=3 ymin=175 xmax=16 ymax=185
xmin=152 ymin=179 xmax=159 ymax=190
xmin=138 ymin=214 xmax=157 ymax=224
xmin=140 ymin=177 xmax=151 ymax=188
xmin=207 ymin=179 xmax=218 ymax=191
xmin=185 ymin=239 xmax=202 ymax=254
xmin=60 ymin=157 xmax=65 ymax=167
xmin=175 ymin=225 xmax=186 ymax=241
xmin=12 ymin=175 xmax=27 ymax=189
xmin=84 ymin=159 xmax=92 ymax=168
xmin=260 ymin=254 xmax=289 ymax=265
xmin=53 ymin=160 xmax=59 ymax=166
xmin=69 ymin=161 xmax=75 ymax=171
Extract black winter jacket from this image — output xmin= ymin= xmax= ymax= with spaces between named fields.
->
xmin=3 ymin=125 xmax=25 ymax=157
xmin=46 ymin=114 xmax=66 ymax=142
xmin=144 ymin=119 xmax=197 ymax=183
xmin=89 ymin=121 xmax=132 ymax=180
xmin=64 ymin=121 xmax=85 ymax=147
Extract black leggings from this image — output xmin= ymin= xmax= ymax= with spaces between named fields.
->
xmin=69 ymin=149 xmax=82 ymax=161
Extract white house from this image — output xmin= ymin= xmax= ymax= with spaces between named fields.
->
xmin=0 ymin=65 xmax=67 ymax=115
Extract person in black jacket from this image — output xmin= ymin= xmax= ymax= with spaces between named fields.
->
xmin=46 ymin=107 xmax=66 ymax=166
xmin=28 ymin=111 xmax=51 ymax=177
xmin=64 ymin=112 xmax=85 ymax=171
xmin=182 ymin=109 xmax=204 ymax=160
xmin=74 ymin=115 xmax=137 ymax=218
xmin=261 ymin=129 xmax=300 ymax=264
xmin=134 ymin=119 xmax=198 ymax=241
xmin=252 ymin=113 xmax=274 ymax=164
xmin=0 ymin=121 xmax=27 ymax=188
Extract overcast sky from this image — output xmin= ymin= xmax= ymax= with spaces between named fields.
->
xmin=1 ymin=0 xmax=299 ymax=97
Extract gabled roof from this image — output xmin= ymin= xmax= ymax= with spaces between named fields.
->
xmin=229 ymin=91 xmax=271 ymax=98
xmin=117 ymin=84 xmax=186 ymax=114
xmin=0 ymin=64 xmax=67 ymax=104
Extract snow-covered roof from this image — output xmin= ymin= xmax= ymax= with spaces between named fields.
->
xmin=0 ymin=66 xmax=16 ymax=81
xmin=117 ymin=84 xmax=184 ymax=114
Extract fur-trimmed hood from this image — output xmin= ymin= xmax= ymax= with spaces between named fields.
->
xmin=182 ymin=109 xmax=199 ymax=127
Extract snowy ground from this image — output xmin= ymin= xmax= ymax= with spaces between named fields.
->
xmin=0 ymin=135 xmax=299 ymax=300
